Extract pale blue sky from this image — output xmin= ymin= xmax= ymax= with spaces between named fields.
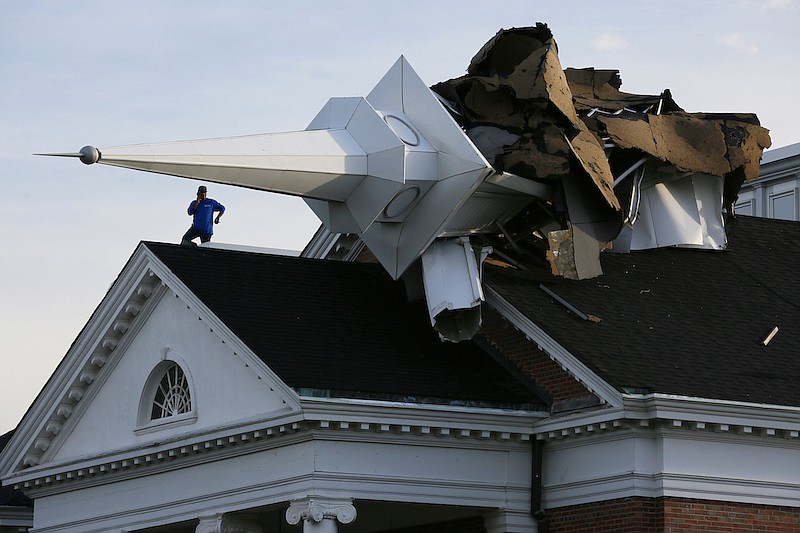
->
xmin=1 ymin=0 xmax=798 ymax=433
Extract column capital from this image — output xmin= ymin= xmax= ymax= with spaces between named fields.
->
xmin=196 ymin=513 xmax=262 ymax=533
xmin=285 ymin=497 xmax=357 ymax=525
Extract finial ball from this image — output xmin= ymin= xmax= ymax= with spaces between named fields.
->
xmin=79 ymin=145 xmax=100 ymax=165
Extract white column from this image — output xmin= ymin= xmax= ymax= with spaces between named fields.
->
xmin=285 ymin=498 xmax=357 ymax=533
xmin=196 ymin=513 xmax=262 ymax=533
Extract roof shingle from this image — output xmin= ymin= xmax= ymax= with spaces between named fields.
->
xmin=485 ymin=216 xmax=800 ymax=406
xmin=146 ymin=243 xmax=542 ymax=409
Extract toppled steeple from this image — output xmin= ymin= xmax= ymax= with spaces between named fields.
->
xmin=45 ymin=23 xmax=771 ymax=341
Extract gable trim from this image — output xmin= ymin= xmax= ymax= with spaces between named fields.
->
xmin=40 ymin=282 xmax=170 ymax=467
xmin=485 ymin=285 xmax=624 ymax=408
xmin=0 ymin=243 xmax=303 ymax=480
xmin=0 ymin=247 xmax=164 ymax=474
xmin=7 ymin=415 xmax=306 ymax=496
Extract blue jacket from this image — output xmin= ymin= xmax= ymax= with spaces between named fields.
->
xmin=188 ymin=198 xmax=225 ymax=235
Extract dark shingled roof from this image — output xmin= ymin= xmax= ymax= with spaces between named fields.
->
xmin=484 ymin=216 xmax=800 ymax=407
xmin=145 ymin=243 xmax=542 ymax=409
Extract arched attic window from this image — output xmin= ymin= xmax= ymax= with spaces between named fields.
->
xmin=137 ymin=357 xmax=197 ymax=433
xmin=151 ymin=363 xmax=192 ymax=419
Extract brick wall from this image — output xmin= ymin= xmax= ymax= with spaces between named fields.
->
xmin=544 ymin=497 xmax=663 ymax=532
xmin=661 ymin=499 xmax=800 ymax=533
xmin=480 ymin=306 xmax=597 ymax=409
xmin=544 ymin=497 xmax=800 ymax=533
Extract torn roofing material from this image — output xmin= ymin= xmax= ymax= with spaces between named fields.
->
xmin=432 ymin=23 xmax=771 ymax=280
xmin=596 ymin=112 xmax=770 ymax=181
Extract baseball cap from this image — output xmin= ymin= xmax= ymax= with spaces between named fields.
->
xmin=197 ymin=185 xmax=207 ymax=194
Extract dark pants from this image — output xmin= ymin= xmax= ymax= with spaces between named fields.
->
xmin=181 ymin=227 xmax=211 ymax=246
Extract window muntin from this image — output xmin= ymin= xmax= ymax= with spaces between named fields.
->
xmin=150 ymin=363 xmax=192 ymax=420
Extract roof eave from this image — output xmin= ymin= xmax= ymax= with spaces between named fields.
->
xmin=484 ymin=285 xmax=624 ymax=408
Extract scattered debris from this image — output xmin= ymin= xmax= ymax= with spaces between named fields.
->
xmin=762 ymin=326 xmax=779 ymax=346
xmin=432 ymin=23 xmax=771 ymax=280
xmin=545 ymin=228 xmax=574 ymax=278
xmin=539 ymin=284 xmax=593 ymax=322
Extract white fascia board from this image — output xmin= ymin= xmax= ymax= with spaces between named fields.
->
xmin=2 ymin=410 xmax=307 ymax=489
xmin=299 ymin=396 xmax=546 ymax=436
xmin=761 ymin=142 xmax=800 ymax=165
xmin=198 ymin=242 xmax=300 ymax=256
xmin=533 ymin=406 xmax=626 ymax=436
xmin=658 ymin=473 xmax=800 ymax=508
xmin=485 ymin=285 xmax=624 ymax=407
xmin=532 ymin=393 xmax=800 ymax=438
xmin=622 ymin=393 xmax=800 ymax=431
xmin=544 ymin=473 xmax=800 ymax=510
xmin=753 ymin=155 xmax=800 ymax=183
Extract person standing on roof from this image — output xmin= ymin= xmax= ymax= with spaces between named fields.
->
xmin=180 ymin=185 xmax=225 ymax=246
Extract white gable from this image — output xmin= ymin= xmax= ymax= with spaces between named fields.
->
xmin=0 ymin=244 xmax=300 ymax=477
xmin=51 ymin=288 xmax=295 ymax=461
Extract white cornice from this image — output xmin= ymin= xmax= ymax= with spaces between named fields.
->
xmin=538 ymin=393 xmax=800 ymax=510
xmin=484 ymin=285 xmax=623 ymax=407
xmin=624 ymin=393 xmax=800 ymax=428
xmin=761 ymin=142 xmax=800 ymax=165
xmin=6 ymin=396 xmax=541 ymax=496
xmin=533 ymin=393 xmax=800 ymax=442
xmin=8 ymin=419 xmax=308 ymax=496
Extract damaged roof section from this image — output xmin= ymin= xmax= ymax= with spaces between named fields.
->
xmin=432 ymin=23 xmax=771 ymax=279
xmin=483 ymin=216 xmax=800 ymax=406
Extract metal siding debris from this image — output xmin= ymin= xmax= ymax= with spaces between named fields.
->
xmin=762 ymin=326 xmax=779 ymax=346
xmin=432 ymin=23 xmax=771 ymax=280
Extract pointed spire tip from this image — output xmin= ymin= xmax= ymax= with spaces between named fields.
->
xmin=35 ymin=146 xmax=100 ymax=165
